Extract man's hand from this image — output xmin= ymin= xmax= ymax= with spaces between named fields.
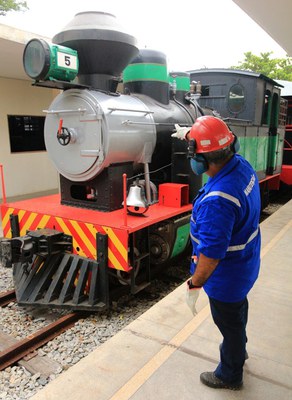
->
xmin=186 ymin=279 xmax=201 ymax=316
xmin=171 ymin=124 xmax=190 ymax=140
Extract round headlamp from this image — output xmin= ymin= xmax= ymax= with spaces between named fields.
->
xmin=23 ymin=39 xmax=78 ymax=82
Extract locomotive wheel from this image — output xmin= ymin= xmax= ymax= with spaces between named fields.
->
xmin=149 ymin=234 xmax=170 ymax=265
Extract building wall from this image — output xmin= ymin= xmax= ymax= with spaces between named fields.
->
xmin=0 ymin=77 xmax=59 ymax=200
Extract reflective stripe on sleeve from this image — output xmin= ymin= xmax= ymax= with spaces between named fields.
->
xmin=201 ymin=191 xmax=241 ymax=207
xmin=190 ymin=232 xmax=200 ymax=244
xmin=227 ymin=228 xmax=259 ymax=251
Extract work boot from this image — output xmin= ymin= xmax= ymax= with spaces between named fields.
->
xmin=200 ymin=372 xmax=243 ymax=390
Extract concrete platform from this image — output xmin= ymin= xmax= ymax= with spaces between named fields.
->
xmin=24 ymin=200 xmax=292 ymax=399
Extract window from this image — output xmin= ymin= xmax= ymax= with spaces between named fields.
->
xmin=201 ymin=85 xmax=210 ymax=96
xmin=228 ymin=84 xmax=245 ymax=113
xmin=8 ymin=115 xmax=46 ymax=153
xmin=270 ymin=93 xmax=279 ymax=131
xmin=262 ymin=90 xmax=271 ymax=125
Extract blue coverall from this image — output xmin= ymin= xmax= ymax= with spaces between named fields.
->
xmin=190 ymin=153 xmax=261 ymax=384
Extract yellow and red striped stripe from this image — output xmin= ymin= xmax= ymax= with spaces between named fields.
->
xmin=1 ymin=207 xmax=129 ymax=271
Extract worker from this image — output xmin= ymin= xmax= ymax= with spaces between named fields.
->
xmin=172 ymin=116 xmax=261 ymax=390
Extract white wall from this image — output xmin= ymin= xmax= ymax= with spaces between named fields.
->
xmin=0 ymin=77 xmax=59 ymax=200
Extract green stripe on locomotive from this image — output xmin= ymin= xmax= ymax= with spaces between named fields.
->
xmin=123 ymin=63 xmax=168 ymax=83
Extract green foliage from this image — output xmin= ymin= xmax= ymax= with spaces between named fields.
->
xmin=0 ymin=0 xmax=28 ymax=16
xmin=231 ymin=51 xmax=292 ymax=81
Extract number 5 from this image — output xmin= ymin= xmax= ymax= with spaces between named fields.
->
xmin=65 ymin=56 xmax=71 ymax=66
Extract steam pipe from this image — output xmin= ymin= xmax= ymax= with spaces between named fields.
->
xmin=144 ymin=163 xmax=151 ymax=204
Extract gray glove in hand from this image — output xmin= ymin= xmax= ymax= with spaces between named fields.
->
xmin=171 ymin=124 xmax=190 ymax=140
xmin=186 ymin=279 xmax=201 ymax=316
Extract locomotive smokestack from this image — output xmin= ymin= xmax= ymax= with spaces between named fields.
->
xmin=52 ymin=11 xmax=139 ymax=90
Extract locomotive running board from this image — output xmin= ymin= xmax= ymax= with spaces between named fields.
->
xmin=13 ymin=252 xmax=110 ymax=311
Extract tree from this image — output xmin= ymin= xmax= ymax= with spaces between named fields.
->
xmin=0 ymin=0 xmax=28 ymax=16
xmin=231 ymin=51 xmax=292 ymax=81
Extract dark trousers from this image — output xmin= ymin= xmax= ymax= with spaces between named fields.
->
xmin=209 ymin=296 xmax=248 ymax=384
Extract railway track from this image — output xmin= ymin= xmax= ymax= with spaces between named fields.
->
xmin=0 ymin=291 xmax=85 ymax=371
xmin=0 ymin=268 xmax=186 ymax=372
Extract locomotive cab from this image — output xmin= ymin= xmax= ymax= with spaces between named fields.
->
xmin=189 ymin=69 xmax=286 ymax=205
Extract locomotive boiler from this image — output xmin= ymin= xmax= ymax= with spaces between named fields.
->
xmin=0 ymin=11 xmax=205 ymax=310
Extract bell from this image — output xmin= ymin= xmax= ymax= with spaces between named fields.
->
xmin=126 ymin=184 xmax=149 ymax=214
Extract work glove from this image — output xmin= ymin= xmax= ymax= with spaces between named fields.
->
xmin=186 ymin=279 xmax=201 ymax=316
xmin=171 ymin=124 xmax=190 ymax=140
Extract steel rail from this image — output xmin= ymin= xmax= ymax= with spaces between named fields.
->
xmin=0 ymin=312 xmax=85 ymax=371
xmin=0 ymin=290 xmax=16 ymax=307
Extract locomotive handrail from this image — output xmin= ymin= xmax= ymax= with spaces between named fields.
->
xmin=122 ymin=120 xmax=176 ymax=126
xmin=108 ymin=107 xmax=154 ymax=115
xmin=223 ymin=117 xmax=253 ymax=124
xmin=43 ymin=108 xmax=87 ymax=114
xmin=0 ymin=164 xmax=6 ymax=204
xmin=80 ymin=150 xmax=101 ymax=157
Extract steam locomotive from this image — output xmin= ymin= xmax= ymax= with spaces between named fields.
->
xmin=0 ymin=11 xmax=287 ymax=311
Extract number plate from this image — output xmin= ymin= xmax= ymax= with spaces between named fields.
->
xmin=57 ymin=52 xmax=78 ymax=70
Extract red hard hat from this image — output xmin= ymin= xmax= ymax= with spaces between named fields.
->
xmin=189 ymin=116 xmax=234 ymax=153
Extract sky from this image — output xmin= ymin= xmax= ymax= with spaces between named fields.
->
xmin=0 ymin=0 xmax=287 ymax=72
